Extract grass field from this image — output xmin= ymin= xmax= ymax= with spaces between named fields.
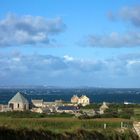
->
xmin=0 ymin=112 xmax=137 ymax=140
xmin=0 ymin=117 xmax=133 ymax=132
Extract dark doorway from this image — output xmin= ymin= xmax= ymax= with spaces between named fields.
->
xmin=9 ymin=103 xmax=14 ymax=110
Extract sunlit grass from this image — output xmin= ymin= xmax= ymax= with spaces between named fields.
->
xmin=0 ymin=117 xmax=132 ymax=132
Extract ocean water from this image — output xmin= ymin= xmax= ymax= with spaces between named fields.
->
xmin=0 ymin=88 xmax=140 ymax=104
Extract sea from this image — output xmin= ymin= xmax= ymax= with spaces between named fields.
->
xmin=0 ymin=87 xmax=140 ymax=104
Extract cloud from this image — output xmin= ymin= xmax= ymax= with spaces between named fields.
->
xmin=83 ymin=5 xmax=140 ymax=48
xmin=0 ymin=52 xmax=140 ymax=87
xmin=107 ymin=11 xmax=117 ymax=21
xmin=0 ymin=13 xmax=66 ymax=47
xmin=63 ymin=55 xmax=74 ymax=61
xmin=120 ymin=6 xmax=140 ymax=27
xmin=109 ymin=5 xmax=140 ymax=27
xmin=85 ymin=31 xmax=140 ymax=48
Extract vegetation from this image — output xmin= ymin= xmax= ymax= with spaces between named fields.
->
xmin=0 ymin=111 xmax=46 ymax=118
xmin=133 ymin=108 xmax=140 ymax=121
xmin=0 ymin=127 xmax=138 ymax=140
xmin=81 ymin=103 xmax=101 ymax=109
xmin=81 ymin=103 xmax=140 ymax=120
xmin=0 ymin=111 xmax=74 ymax=118
xmin=0 ymin=104 xmax=139 ymax=139
xmin=0 ymin=117 xmax=133 ymax=132
xmin=81 ymin=103 xmax=140 ymax=110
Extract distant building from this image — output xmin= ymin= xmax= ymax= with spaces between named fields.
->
xmin=0 ymin=104 xmax=11 ymax=112
xmin=82 ymin=109 xmax=96 ymax=116
xmin=55 ymin=99 xmax=64 ymax=103
xmin=71 ymin=95 xmax=90 ymax=106
xmin=57 ymin=106 xmax=79 ymax=113
xmin=43 ymin=102 xmax=56 ymax=107
xmin=99 ymin=102 xmax=109 ymax=114
xmin=31 ymin=107 xmax=50 ymax=114
xmin=124 ymin=101 xmax=134 ymax=105
xmin=71 ymin=95 xmax=79 ymax=103
xmin=31 ymin=99 xmax=43 ymax=107
xmin=8 ymin=92 xmax=29 ymax=111
xmin=78 ymin=95 xmax=90 ymax=106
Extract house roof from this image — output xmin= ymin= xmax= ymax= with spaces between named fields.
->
xmin=100 ymin=102 xmax=109 ymax=110
xmin=9 ymin=92 xmax=29 ymax=104
xmin=57 ymin=106 xmax=78 ymax=111
xmin=72 ymin=95 xmax=79 ymax=98
xmin=79 ymin=95 xmax=89 ymax=99
xmin=31 ymin=99 xmax=43 ymax=104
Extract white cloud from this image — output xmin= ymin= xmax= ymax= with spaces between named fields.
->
xmin=85 ymin=31 xmax=140 ymax=48
xmin=63 ymin=55 xmax=74 ymax=61
xmin=84 ymin=5 xmax=140 ymax=48
xmin=0 ymin=52 xmax=140 ymax=87
xmin=109 ymin=5 xmax=140 ymax=28
xmin=128 ymin=60 xmax=140 ymax=65
xmin=120 ymin=6 xmax=140 ymax=27
xmin=0 ymin=13 xmax=66 ymax=47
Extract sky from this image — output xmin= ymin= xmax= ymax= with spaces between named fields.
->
xmin=0 ymin=0 xmax=140 ymax=88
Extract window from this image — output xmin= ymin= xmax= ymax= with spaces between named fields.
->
xmin=24 ymin=104 xmax=26 ymax=110
xmin=9 ymin=103 xmax=14 ymax=109
xmin=18 ymin=103 xmax=19 ymax=108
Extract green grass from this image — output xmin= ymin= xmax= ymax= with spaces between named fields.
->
xmin=0 ymin=111 xmax=136 ymax=139
xmin=0 ymin=117 xmax=133 ymax=132
xmin=0 ymin=111 xmax=133 ymax=132
xmin=132 ymin=108 xmax=140 ymax=121
xmin=0 ymin=111 xmax=74 ymax=118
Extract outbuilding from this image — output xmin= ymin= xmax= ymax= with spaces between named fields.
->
xmin=8 ymin=92 xmax=29 ymax=111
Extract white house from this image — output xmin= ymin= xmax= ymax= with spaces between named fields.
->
xmin=8 ymin=92 xmax=29 ymax=111
xmin=31 ymin=99 xmax=43 ymax=107
xmin=78 ymin=95 xmax=90 ymax=106
xmin=71 ymin=95 xmax=90 ymax=106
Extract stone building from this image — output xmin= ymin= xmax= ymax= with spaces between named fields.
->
xmin=71 ymin=95 xmax=79 ymax=103
xmin=71 ymin=95 xmax=90 ymax=106
xmin=78 ymin=95 xmax=90 ymax=106
xmin=8 ymin=92 xmax=29 ymax=111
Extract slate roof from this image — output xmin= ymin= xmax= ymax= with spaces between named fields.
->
xmin=57 ymin=106 xmax=78 ymax=111
xmin=9 ymin=92 xmax=29 ymax=104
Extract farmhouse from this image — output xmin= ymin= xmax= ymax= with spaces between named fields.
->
xmin=8 ymin=92 xmax=29 ymax=111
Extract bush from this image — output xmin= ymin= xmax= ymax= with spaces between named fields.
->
xmin=0 ymin=127 xmax=138 ymax=140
